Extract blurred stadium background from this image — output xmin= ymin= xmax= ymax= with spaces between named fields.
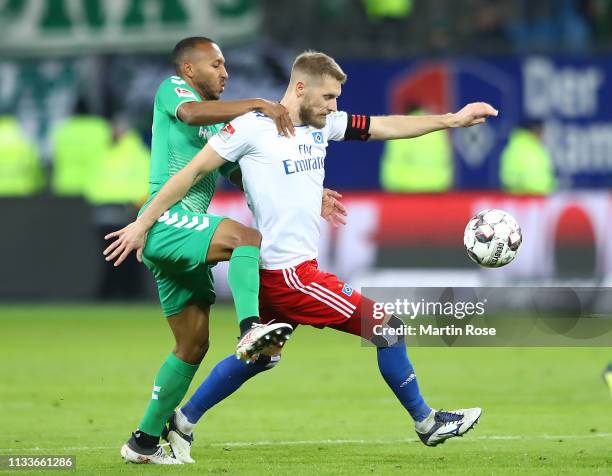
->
xmin=2 ymin=0 xmax=612 ymax=302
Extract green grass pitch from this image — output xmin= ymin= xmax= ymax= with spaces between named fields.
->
xmin=1 ymin=304 xmax=610 ymax=475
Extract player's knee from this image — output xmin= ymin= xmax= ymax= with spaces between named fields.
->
xmin=237 ymin=226 xmax=262 ymax=248
xmin=175 ymin=338 xmax=209 ymax=364
xmin=370 ymin=314 xmax=405 ymax=348
xmin=223 ymin=224 xmax=261 ymax=251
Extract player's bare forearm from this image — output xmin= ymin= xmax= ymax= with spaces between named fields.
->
xmin=103 ymin=160 xmax=203 ymax=266
xmin=137 ymin=146 xmax=226 ymax=230
xmin=178 ymin=99 xmax=262 ymax=126
xmin=369 ymin=114 xmax=451 ymax=140
xmin=136 ymin=167 xmax=199 ymax=230
xmin=103 ymin=146 xmax=224 ymax=266
xmin=178 ymin=99 xmax=294 ymax=136
xmin=368 ymin=102 xmax=498 ymax=140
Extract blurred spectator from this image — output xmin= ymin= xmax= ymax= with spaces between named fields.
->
xmin=604 ymin=362 xmax=612 ymax=397
xmin=380 ymin=106 xmax=452 ymax=192
xmin=261 ymin=0 xmax=601 ymax=55
xmin=500 ymin=121 xmax=556 ymax=195
xmin=85 ymin=116 xmax=150 ymax=300
xmin=0 ymin=116 xmax=44 ymax=196
xmin=363 ymin=0 xmax=413 ymax=19
xmin=51 ymin=98 xmax=112 ymax=196
xmin=585 ymin=0 xmax=612 ymax=45
xmin=558 ymin=0 xmax=593 ymax=50
xmin=507 ymin=0 xmax=592 ymax=51
xmin=362 ymin=0 xmax=413 ymax=52
xmin=468 ymin=0 xmax=514 ymax=50
xmin=424 ymin=0 xmax=454 ymax=51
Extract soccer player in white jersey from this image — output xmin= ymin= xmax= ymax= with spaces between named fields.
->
xmin=108 ymin=51 xmax=498 ymax=461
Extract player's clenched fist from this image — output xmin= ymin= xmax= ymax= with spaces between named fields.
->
xmin=103 ymin=221 xmax=148 ymax=267
xmin=449 ymin=102 xmax=498 ymax=128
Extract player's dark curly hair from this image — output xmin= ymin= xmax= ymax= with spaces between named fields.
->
xmin=172 ymin=37 xmax=215 ymax=74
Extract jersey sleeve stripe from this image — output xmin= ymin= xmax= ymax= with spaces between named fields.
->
xmin=174 ymin=99 xmax=197 ymax=120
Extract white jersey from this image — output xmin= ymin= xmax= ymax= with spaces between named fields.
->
xmin=208 ymin=111 xmax=349 ymax=269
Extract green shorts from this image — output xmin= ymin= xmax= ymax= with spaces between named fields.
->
xmin=141 ymin=203 xmax=226 ymax=317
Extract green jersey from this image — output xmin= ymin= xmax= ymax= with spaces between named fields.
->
xmin=149 ymin=75 xmax=235 ymax=213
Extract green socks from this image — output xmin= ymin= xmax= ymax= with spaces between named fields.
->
xmin=138 ymin=353 xmax=199 ymax=437
xmin=227 ymin=245 xmax=261 ymax=323
xmin=137 ymin=245 xmax=260 ymax=437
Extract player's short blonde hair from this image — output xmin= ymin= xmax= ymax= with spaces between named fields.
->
xmin=291 ymin=51 xmax=347 ymax=84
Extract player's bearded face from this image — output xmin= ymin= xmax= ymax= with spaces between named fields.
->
xmin=298 ymin=97 xmax=327 ymax=129
xmin=190 ymin=44 xmax=228 ymax=100
xmin=195 ymin=63 xmax=227 ymax=100
xmin=298 ymin=77 xmax=341 ymax=129
xmin=198 ymin=77 xmax=221 ymax=100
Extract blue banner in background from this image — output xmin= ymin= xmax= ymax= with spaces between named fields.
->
xmin=2 ymin=53 xmax=611 ymax=190
xmin=326 ymin=56 xmax=612 ymax=190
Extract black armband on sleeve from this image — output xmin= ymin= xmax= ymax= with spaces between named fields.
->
xmin=344 ymin=114 xmax=371 ymax=141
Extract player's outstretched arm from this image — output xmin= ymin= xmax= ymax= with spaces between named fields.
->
xmin=178 ymin=99 xmax=295 ymax=136
xmin=103 ymin=145 xmax=227 ymax=266
xmin=368 ymin=102 xmax=498 ymax=140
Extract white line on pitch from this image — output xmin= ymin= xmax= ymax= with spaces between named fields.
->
xmin=1 ymin=433 xmax=610 ymax=452
xmin=209 ymin=433 xmax=612 ymax=447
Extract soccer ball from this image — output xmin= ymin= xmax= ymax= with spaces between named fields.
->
xmin=463 ymin=209 xmax=522 ymax=268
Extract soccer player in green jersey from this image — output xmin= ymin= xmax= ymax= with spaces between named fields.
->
xmin=104 ymin=37 xmax=297 ymax=464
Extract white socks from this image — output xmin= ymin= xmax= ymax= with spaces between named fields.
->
xmin=175 ymin=409 xmax=195 ymax=435
xmin=414 ymin=409 xmax=436 ymax=433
